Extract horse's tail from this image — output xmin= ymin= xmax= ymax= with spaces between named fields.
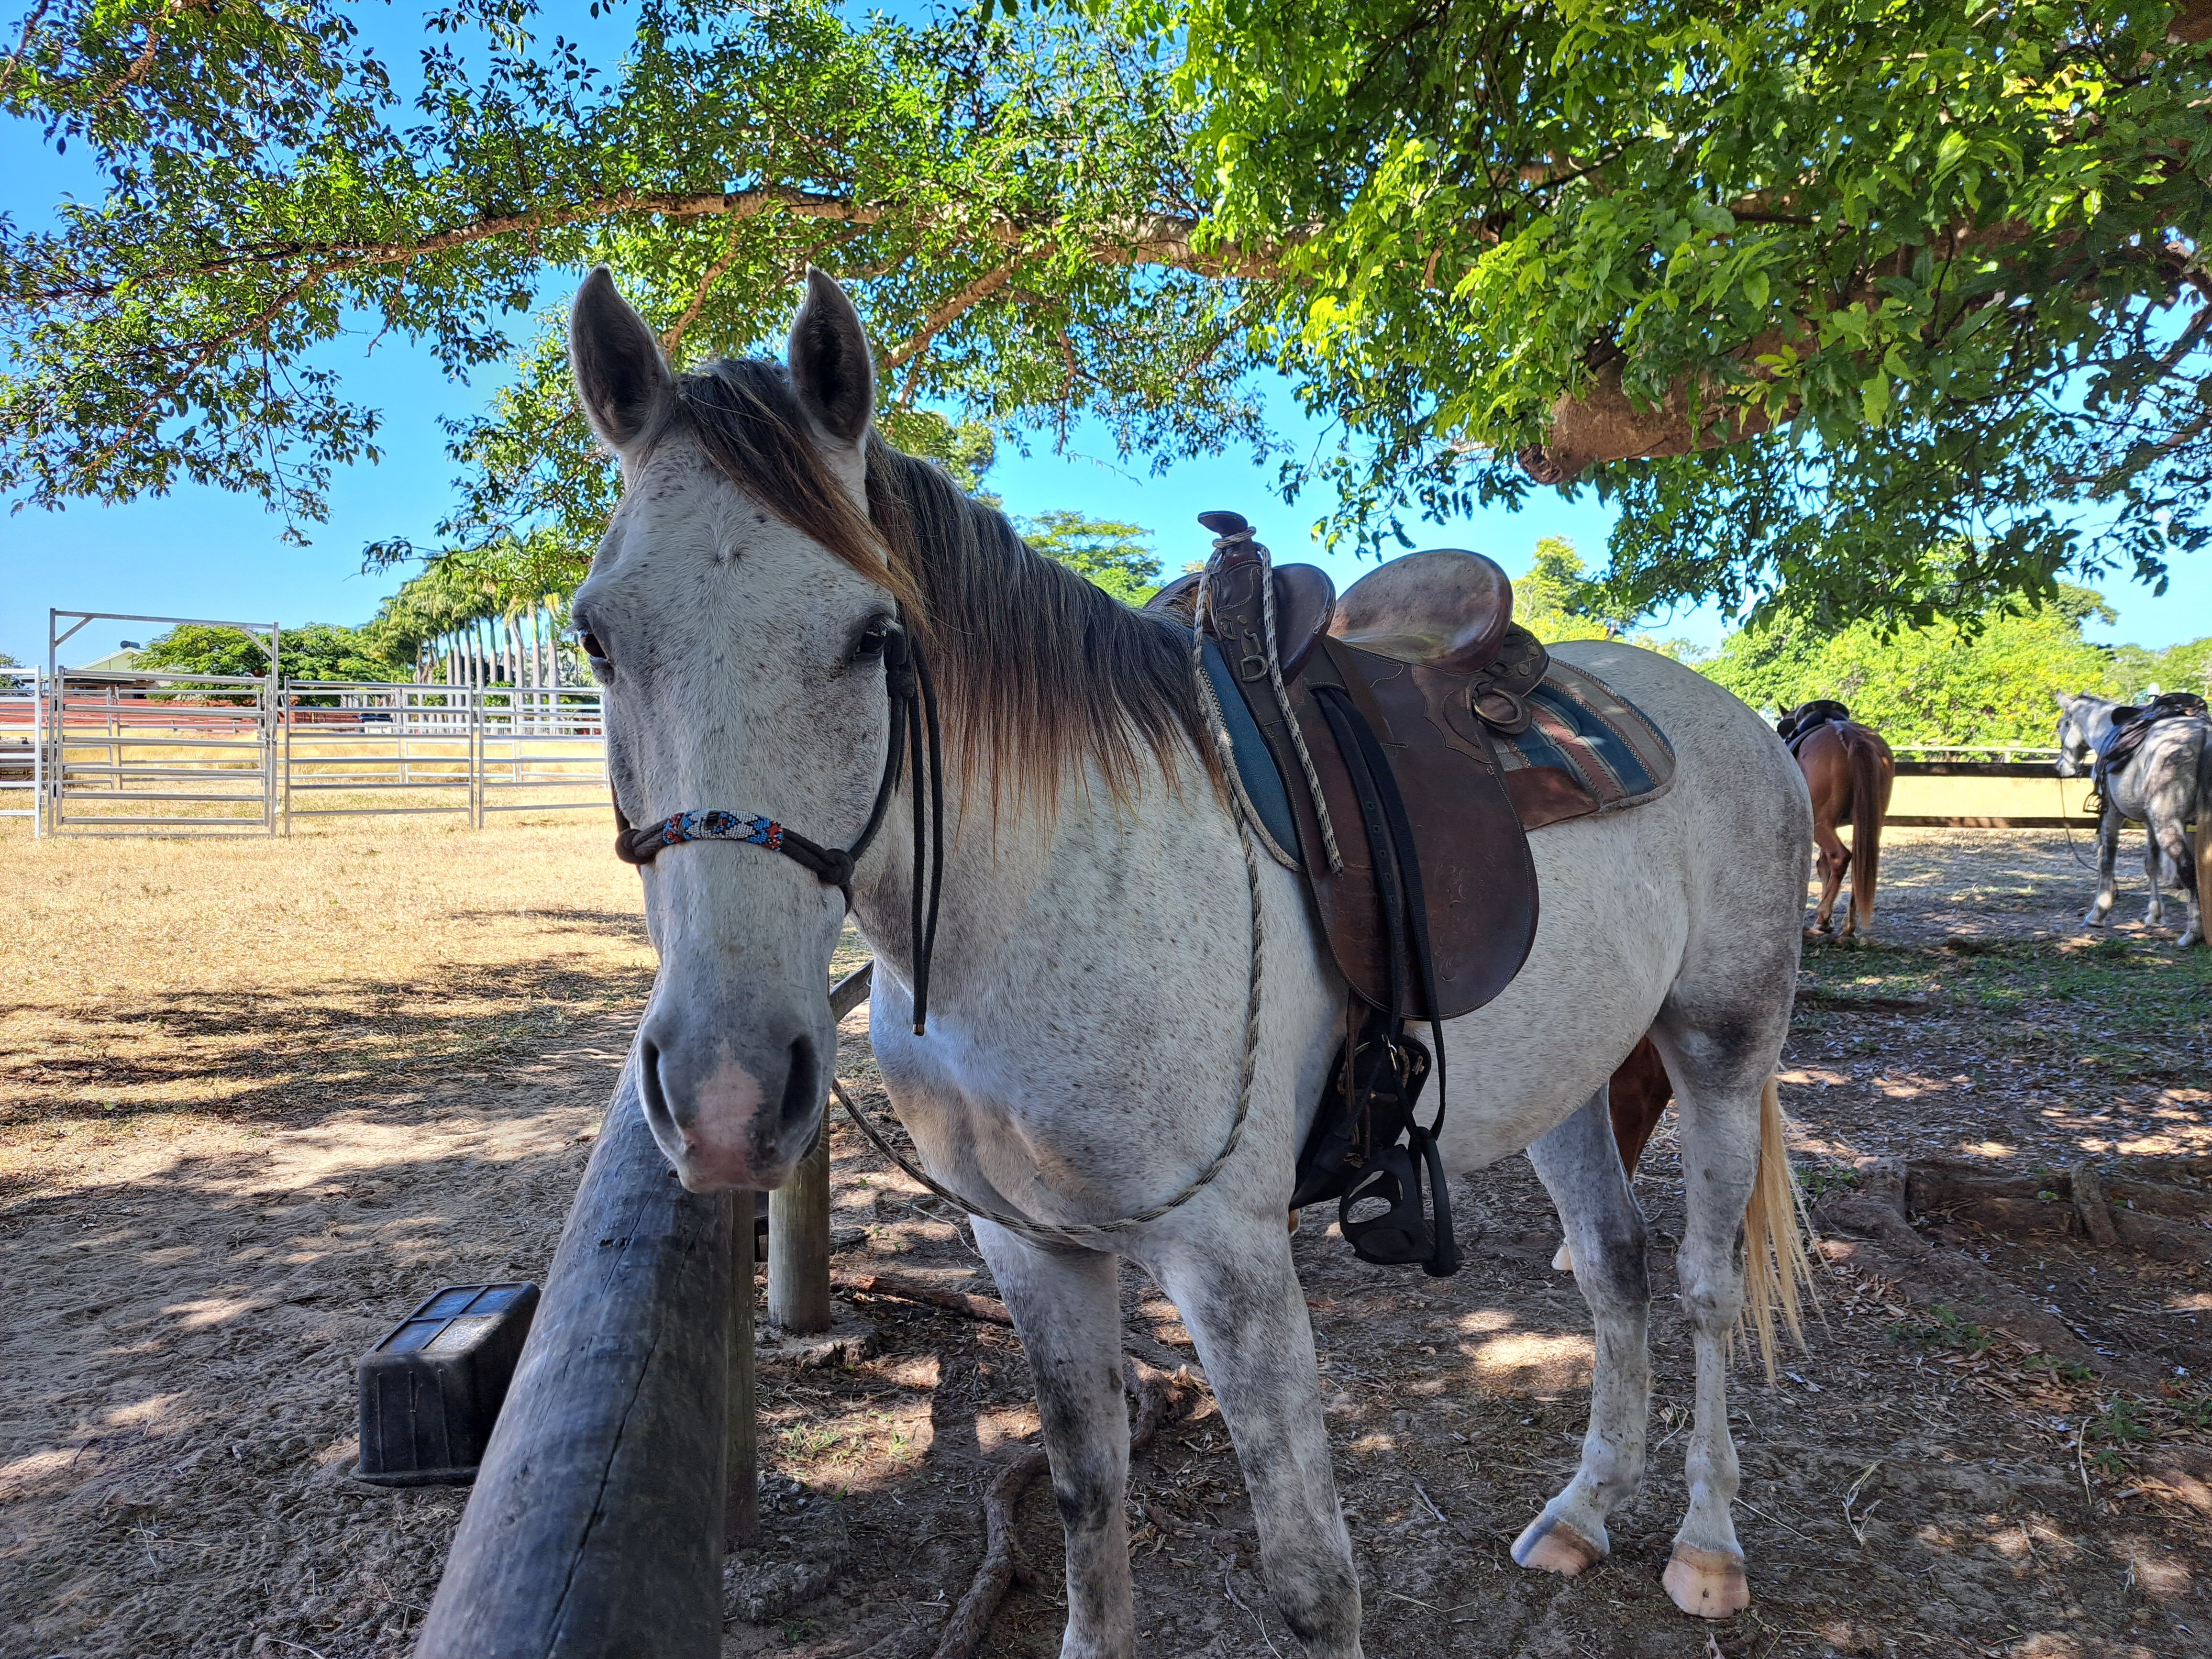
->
xmin=1848 ymin=729 xmax=1885 ymax=934
xmin=1741 ymin=1074 xmax=1817 ymax=1384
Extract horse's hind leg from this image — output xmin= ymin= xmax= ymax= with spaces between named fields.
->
xmin=970 ymin=1224 xmax=1134 ymax=1659
xmin=1147 ymin=1226 xmax=1360 ymax=1658
xmin=2144 ymin=819 xmax=2168 ymax=926
xmin=1811 ymin=828 xmax=1848 ymax=935
xmin=2152 ymin=815 xmax=2199 ymax=943
xmin=1650 ymin=1017 xmax=1783 ymax=1619
xmin=1515 ymin=1086 xmax=1650 ymax=1576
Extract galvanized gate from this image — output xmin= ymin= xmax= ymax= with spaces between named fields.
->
xmin=43 ymin=610 xmax=281 ymax=837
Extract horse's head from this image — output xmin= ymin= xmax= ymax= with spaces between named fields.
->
xmin=2053 ymin=692 xmax=2105 ymax=777
xmin=568 ymin=266 xmax=901 ymax=1193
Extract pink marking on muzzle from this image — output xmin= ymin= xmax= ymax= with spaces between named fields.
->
xmin=672 ymin=1057 xmax=769 ymax=1192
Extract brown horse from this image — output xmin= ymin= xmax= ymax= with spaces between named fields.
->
xmin=1779 ymin=702 xmax=1895 ymax=940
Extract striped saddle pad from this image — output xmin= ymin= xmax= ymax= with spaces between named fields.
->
xmin=1492 ymin=659 xmax=1676 ymax=820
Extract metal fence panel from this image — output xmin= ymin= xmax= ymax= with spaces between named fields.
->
xmin=44 ymin=670 xmax=278 ymax=836
xmin=0 ymin=669 xmax=40 ymax=828
xmin=282 ymin=683 xmax=483 ymax=826
xmin=476 ymin=687 xmax=608 ymax=823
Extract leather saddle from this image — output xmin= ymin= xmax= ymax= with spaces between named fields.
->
xmin=1149 ymin=521 xmax=1546 ymax=1023
xmin=2095 ymin=691 xmax=2209 ymax=783
xmin=1778 ymin=699 xmax=1853 ymax=755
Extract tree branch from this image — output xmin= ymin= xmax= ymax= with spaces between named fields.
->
xmin=31 ymin=187 xmax=1284 ymax=306
xmin=882 ymin=256 xmax=1020 ymax=379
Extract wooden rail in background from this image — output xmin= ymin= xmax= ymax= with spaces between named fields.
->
xmin=1884 ymin=760 xmax=2096 ymax=830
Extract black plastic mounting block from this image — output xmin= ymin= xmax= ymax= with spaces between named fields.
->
xmin=354 ymin=1282 xmax=540 ymax=1487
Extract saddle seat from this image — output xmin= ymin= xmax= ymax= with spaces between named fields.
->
xmin=1327 ymin=547 xmax=1515 ymax=676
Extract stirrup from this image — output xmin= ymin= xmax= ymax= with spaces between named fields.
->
xmin=1338 ymin=1128 xmax=1460 ymax=1277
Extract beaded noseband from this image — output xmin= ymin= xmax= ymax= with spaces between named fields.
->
xmin=609 ymin=622 xmax=946 ymax=1034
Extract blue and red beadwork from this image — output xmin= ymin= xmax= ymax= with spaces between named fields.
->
xmin=648 ymin=809 xmax=784 ymax=852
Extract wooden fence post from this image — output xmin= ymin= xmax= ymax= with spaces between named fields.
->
xmin=767 ymin=1143 xmax=834 ymax=1334
xmin=764 ymin=962 xmax=874 ymax=1337
xmin=727 ymin=1189 xmax=758 ymax=1546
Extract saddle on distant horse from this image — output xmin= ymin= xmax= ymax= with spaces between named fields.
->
xmin=2094 ymin=691 xmax=2209 ymax=796
xmin=1777 ymin=699 xmax=1853 ymax=755
xmin=1148 ymin=514 xmax=1675 ymax=1276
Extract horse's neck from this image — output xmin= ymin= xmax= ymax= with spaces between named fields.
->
xmin=846 ymin=740 xmax=1206 ymax=1004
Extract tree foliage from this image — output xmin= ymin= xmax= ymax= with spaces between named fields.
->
xmin=1164 ymin=0 xmax=2212 ymax=623
xmin=1696 ymin=583 xmax=2124 ymax=742
xmin=1018 ymin=510 xmax=1164 ymax=603
xmin=134 ymin=620 xmax=404 ymax=680
xmin=2 ymin=0 xmax=2206 ymax=622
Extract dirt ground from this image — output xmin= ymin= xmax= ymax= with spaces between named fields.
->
xmin=2 ymin=823 xmax=2207 ymax=1658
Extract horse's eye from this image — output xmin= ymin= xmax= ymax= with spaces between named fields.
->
xmin=852 ymin=618 xmax=896 ymax=662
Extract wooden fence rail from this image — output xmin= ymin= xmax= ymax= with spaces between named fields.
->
xmin=415 ymin=963 xmax=872 ymax=1657
xmin=414 ymin=1062 xmax=739 ymax=1659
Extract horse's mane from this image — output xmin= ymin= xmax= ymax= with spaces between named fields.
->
xmin=673 ymin=356 xmax=1206 ymax=806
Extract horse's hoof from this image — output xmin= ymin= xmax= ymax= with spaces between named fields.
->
xmin=1551 ymin=1240 xmax=1574 ymax=1272
xmin=2083 ymin=911 xmax=2108 ymax=928
xmin=1662 ymin=1543 xmax=1749 ymax=1619
xmin=1513 ymin=1515 xmax=1605 ymax=1576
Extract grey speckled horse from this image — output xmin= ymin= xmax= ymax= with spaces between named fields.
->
xmin=567 ymin=266 xmax=1814 ymax=1654
xmin=2056 ymin=692 xmax=2212 ymax=947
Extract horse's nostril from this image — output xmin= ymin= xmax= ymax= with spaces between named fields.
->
xmin=638 ymin=1034 xmax=677 ymax=1142
xmin=780 ymin=1032 xmax=820 ymax=1141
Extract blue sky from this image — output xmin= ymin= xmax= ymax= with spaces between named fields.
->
xmin=5 ymin=7 xmax=2208 ymax=668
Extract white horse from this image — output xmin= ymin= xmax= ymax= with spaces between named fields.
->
xmin=2055 ymin=692 xmax=2212 ymax=947
xmin=567 ymin=266 xmax=1812 ymax=1655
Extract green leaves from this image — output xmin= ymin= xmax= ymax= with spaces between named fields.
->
xmin=3 ymin=0 xmax=2208 ymax=627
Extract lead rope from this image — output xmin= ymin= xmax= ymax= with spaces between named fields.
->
xmin=829 ymin=558 xmax=1270 ymax=1245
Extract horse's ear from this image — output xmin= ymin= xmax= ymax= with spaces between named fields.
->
xmin=2054 ymin=691 xmax=2078 ymax=711
xmin=570 ymin=266 xmax=673 ymax=456
xmin=788 ymin=268 xmax=876 ymax=449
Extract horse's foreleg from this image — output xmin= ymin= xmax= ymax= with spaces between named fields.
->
xmin=1649 ymin=1034 xmax=1768 ymax=1621
xmin=1515 ymin=1087 xmax=1651 ymax=1577
xmin=2086 ymin=809 xmax=2121 ymax=927
xmin=970 ymin=1225 xmax=1133 ymax=1659
xmin=1148 ymin=1228 xmax=1361 ymax=1658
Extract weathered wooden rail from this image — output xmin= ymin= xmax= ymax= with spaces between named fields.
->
xmin=414 ymin=963 xmax=871 ymax=1658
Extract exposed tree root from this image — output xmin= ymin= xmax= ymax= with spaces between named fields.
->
xmin=831 ymin=1271 xmax=1204 ymax=1380
xmin=929 ymin=1359 xmax=1189 ymax=1659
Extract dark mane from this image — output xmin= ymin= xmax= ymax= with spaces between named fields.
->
xmin=674 ymin=356 xmax=1207 ymax=804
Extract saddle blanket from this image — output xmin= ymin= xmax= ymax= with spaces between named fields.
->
xmin=1489 ymin=660 xmax=1677 ymax=814
xmin=1201 ymin=640 xmax=1675 ymax=865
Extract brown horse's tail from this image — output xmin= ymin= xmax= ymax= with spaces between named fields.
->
xmin=1741 ymin=1075 xmax=1818 ymax=1383
xmin=1848 ymin=730 xmax=1886 ymax=934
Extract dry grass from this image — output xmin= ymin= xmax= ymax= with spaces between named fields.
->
xmin=0 ymin=814 xmax=657 ymax=1195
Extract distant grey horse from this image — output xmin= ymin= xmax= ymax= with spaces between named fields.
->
xmin=2054 ymin=693 xmax=2212 ymax=947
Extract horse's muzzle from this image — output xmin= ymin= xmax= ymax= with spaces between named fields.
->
xmin=635 ymin=1021 xmax=823 ymax=1193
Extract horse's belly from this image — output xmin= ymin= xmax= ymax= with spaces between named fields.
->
xmin=1429 ymin=806 xmax=1688 ymax=1173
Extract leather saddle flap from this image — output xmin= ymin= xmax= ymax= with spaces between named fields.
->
xmin=1236 ymin=633 xmax=1539 ymax=1021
